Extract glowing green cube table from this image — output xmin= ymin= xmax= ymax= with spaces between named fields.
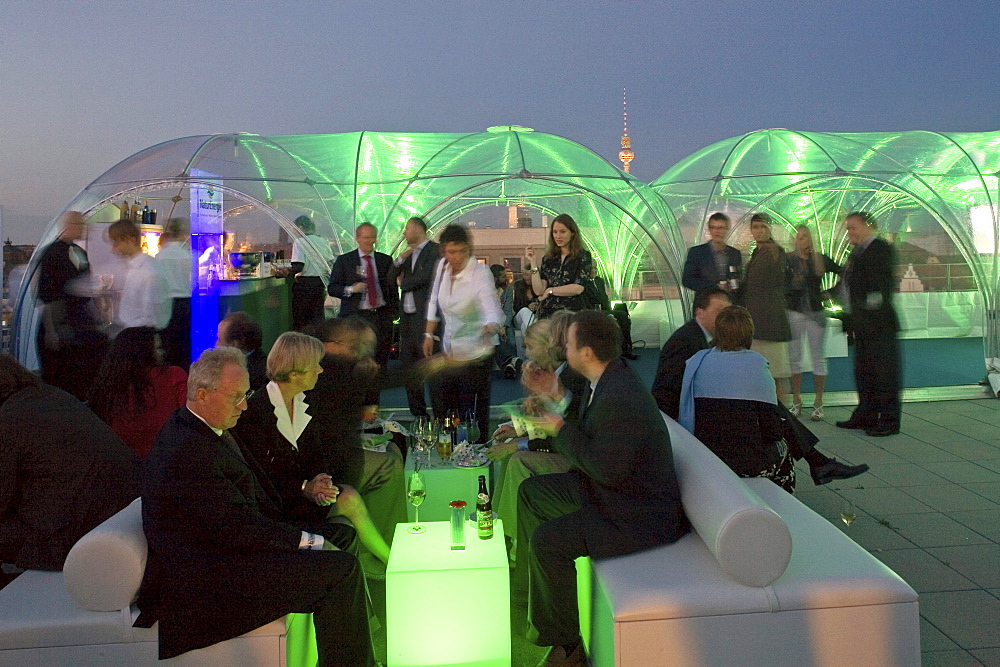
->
xmin=386 ymin=519 xmax=510 ymax=666
xmin=404 ymin=455 xmax=492 ymax=522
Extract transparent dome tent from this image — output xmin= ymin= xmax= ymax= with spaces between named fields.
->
xmin=12 ymin=127 xmax=688 ymax=366
xmin=651 ymin=128 xmax=1000 ymax=363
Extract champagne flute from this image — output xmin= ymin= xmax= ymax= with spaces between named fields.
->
xmin=840 ymin=499 xmax=857 ymax=527
xmin=407 ymin=471 xmax=427 ymax=534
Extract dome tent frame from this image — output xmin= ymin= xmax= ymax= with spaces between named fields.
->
xmin=652 ymin=128 xmax=1000 ymax=362
xmin=12 ymin=128 xmax=689 ymax=366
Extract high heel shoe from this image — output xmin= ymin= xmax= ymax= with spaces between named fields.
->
xmin=810 ymin=406 xmax=824 ymax=421
xmin=789 ymin=402 xmax=802 ymax=417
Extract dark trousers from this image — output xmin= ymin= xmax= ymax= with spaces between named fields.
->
xmin=852 ymin=327 xmax=901 ymax=428
xmin=437 ymin=355 xmax=492 ymax=443
xmin=161 ymin=297 xmax=191 ymax=369
xmin=292 ymin=277 xmax=327 ymax=331
xmin=398 ymin=312 xmax=429 ymax=417
xmin=355 ymin=307 xmax=395 ymax=405
xmin=158 ymin=549 xmax=372 ymax=665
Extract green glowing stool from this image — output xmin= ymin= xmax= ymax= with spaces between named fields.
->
xmin=386 ymin=520 xmax=510 ymax=666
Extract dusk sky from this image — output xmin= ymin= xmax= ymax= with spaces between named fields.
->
xmin=2 ymin=0 xmax=998 ymax=244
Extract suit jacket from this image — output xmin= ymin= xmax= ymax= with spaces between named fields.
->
xmin=651 ymin=319 xmax=710 ymax=419
xmin=328 ymin=248 xmax=399 ymax=316
xmin=682 ymin=242 xmax=742 ymax=292
xmin=389 ymin=239 xmax=440 ymax=319
xmin=139 ymin=407 xmax=351 ymax=659
xmin=552 ymin=360 xmax=688 ymax=557
xmin=231 ymin=390 xmax=328 ymax=522
xmin=245 ymin=348 xmax=269 ymax=390
xmin=0 ymin=385 xmax=140 ymax=570
xmin=846 ymin=237 xmax=899 ymax=335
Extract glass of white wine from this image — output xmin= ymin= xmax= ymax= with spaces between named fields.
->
xmin=840 ymin=499 xmax=857 ymax=527
xmin=407 ymin=470 xmax=427 ymax=534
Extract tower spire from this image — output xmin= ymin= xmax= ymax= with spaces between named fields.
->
xmin=618 ymin=87 xmax=634 ymax=173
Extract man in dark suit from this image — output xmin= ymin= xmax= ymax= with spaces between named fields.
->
xmin=35 ymin=210 xmax=108 ymax=400
xmin=517 ymin=311 xmax=688 ymax=665
xmin=139 ymin=347 xmax=372 ymax=665
xmin=216 ymin=312 xmax=268 ymax=390
xmin=681 ymin=212 xmax=743 ymax=294
xmin=836 ymin=212 xmax=901 ymax=437
xmin=388 ymin=217 xmax=440 ymax=418
xmin=328 ymin=222 xmax=399 ymax=372
xmin=652 ymin=287 xmax=731 ymax=419
xmin=0 ymin=354 xmax=140 ymax=572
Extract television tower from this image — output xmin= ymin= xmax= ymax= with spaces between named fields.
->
xmin=618 ymin=87 xmax=634 ymax=173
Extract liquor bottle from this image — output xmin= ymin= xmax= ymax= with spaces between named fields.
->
xmin=727 ymin=265 xmax=739 ymax=292
xmin=141 ymin=201 xmax=151 ymax=225
xmin=120 ymin=199 xmax=130 ymax=221
xmin=130 ymin=199 xmax=142 ymax=223
xmin=449 ymin=410 xmax=459 ymax=450
xmin=476 ymin=475 xmax=493 ymax=539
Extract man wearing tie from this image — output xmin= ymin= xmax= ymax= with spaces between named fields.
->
xmin=836 ymin=212 xmax=901 ymax=437
xmin=388 ymin=217 xmax=440 ymax=418
xmin=516 ymin=311 xmax=688 ymax=665
xmin=328 ymin=222 xmax=399 ymax=372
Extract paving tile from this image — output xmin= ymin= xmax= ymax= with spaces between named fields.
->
xmin=925 ymin=544 xmax=1000 ymax=588
xmin=830 ymin=515 xmax=916 ymax=551
xmin=946 ymin=510 xmax=1000 ymax=542
xmin=870 ymin=462 xmax=950 ymax=486
xmin=882 ymin=513 xmax=993 ymax=548
xmin=795 ymin=487 xmax=844 ymax=519
xmin=921 ymin=462 xmax=1000 ymax=485
xmin=962 ymin=482 xmax=1000 ymax=504
xmin=902 ymin=483 xmax=1000 ymax=513
xmin=934 ymin=440 xmax=1000 ymax=461
xmin=920 ymin=649 xmax=984 ymax=665
xmin=917 ymin=427 xmax=988 ymax=444
xmin=920 ymin=590 xmax=1000 ymax=649
xmin=838 ymin=486 xmax=935 ymax=515
xmin=886 ymin=441 xmax=964 ymax=463
xmin=970 ymin=648 xmax=1000 ymax=664
xmin=873 ymin=549 xmax=977 ymax=593
xmin=977 ymin=459 xmax=1000 ymax=474
xmin=921 ymin=617 xmax=962 ymax=652
xmin=928 ymin=649 xmax=987 ymax=665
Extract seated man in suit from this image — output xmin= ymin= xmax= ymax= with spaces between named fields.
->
xmin=0 ymin=354 xmax=140 ymax=572
xmin=651 ymin=289 xmax=869 ymax=487
xmin=681 ymin=211 xmax=742 ymax=293
xmin=517 ymin=311 xmax=689 ymax=666
xmin=139 ymin=347 xmax=372 ymax=665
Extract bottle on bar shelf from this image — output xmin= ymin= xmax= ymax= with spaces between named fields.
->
xmin=141 ymin=201 xmax=151 ymax=225
xmin=120 ymin=199 xmax=131 ymax=221
xmin=476 ymin=475 xmax=493 ymax=540
xmin=130 ymin=199 xmax=142 ymax=223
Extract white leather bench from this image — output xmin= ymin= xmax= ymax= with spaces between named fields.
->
xmin=0 ymin=499 xmax=314 ymax=666
xmin=577 ymin=415 xmax=920 ymax=666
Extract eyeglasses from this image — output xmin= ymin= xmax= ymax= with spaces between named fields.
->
xmin=231 ymin=389 xmax=255 ymax=405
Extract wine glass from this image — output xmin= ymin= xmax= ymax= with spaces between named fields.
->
xmin=840 ymin=499 xmax=857 ymax=527
xmin=407 ymin=471 xmax=427 ymax=534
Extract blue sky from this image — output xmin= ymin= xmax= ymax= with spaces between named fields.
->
xmin=2 ymin=0 xmax=998 ymax=243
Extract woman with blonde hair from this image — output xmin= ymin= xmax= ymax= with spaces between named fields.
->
xmin=786 ymin=224 xmax=842 ymax=420
xmin=233 ymin=331 xmax=390 ymax=563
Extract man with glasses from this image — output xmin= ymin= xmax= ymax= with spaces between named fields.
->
xmin=682 ymin=212 xmax=743 ymax=294
xmin=139 ymin=346 xmax=373 ymax=665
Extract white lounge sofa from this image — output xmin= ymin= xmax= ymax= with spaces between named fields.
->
xmin=0 ymin=498 xmax=314 ymax=666
xmin=577 ymin=414 xmax=920 ymax=666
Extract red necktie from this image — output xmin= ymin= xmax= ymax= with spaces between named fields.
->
xmin=364 ymin=255 xmax=378 ymax=308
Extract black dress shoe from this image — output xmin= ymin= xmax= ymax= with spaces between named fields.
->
xmin=811 ymin=459 xmax=871 ymax=485
xmin=866 ymin=425 xmax=900 ymax=437
xmin=835 ymin=419 xmax=869 ymax=429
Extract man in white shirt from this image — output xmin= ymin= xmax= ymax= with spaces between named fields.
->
xmin=108 ymin=219 xmax=169 ymax=336
xmin=155 ymin=218 xmax=193 ymax=367
xmin=287 ymin=215 xmax=335 ymax=330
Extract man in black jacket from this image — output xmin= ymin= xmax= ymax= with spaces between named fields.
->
xmin=681 ymin=212 xmax=742 ymax=293
xmin=836 ymin=212 xmax=902 ymax=437
xmin=388 ymin=217 xmax=440 ymax=418
xmin=140 ymin=347 xmax=372 ymax=664
xmin=518 ymin=311 xmax=688 ymax=665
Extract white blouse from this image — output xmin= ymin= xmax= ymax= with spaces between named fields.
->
xmin=426 ymin=258 xmax=504 ymax=361
xmin=265 ymin=381 xmax=312 ymax=449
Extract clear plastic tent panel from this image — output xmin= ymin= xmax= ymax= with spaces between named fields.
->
xmin=12 ymin=128 xmax=689 ymax=364
xmin=651 ymin=128 xmax=1000 ymax=355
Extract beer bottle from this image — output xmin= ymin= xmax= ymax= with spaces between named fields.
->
xmin=476 ymin=475 xmax=493 ymax=540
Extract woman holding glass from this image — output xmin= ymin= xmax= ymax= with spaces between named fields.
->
xmin=233 ymin=331 xmax=391 ymax=564
xmin=786 ymin=224 xmax=842 ymax=421
xmin=423 ymin=224 xmax=504 ymax=443
xmin=524 ymin=213 xmax=593 ymax=319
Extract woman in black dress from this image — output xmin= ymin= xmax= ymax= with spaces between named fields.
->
xmin=523 ymin=213 xmax=593 ymax=319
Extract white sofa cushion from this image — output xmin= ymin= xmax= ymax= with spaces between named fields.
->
xmin=663 ymin=415 xmax=792 ymax=587
xmin=63 ymin=498 xmax=145 ymax=612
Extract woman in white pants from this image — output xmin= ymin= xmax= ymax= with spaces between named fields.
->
xmin=786 ymin=224 xmax=842 ymax=420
